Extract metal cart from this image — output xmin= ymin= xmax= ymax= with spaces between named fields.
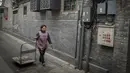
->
xmin=12 ymin=43 xmax=36 ymax=65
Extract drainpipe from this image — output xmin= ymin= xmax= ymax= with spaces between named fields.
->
xmin=85 ymin=0 xmax=97 ymax=72
xmin=85 ymin=28 xmax=92 ymax=73
xmin=75 ymin=9 xmax=80 ymax=59
xmin=75 ymin=9 xmax=80 ymax=68
xmin=78 ymin=22 xmax=85 ymax=70
xmin=78 ymin=0 xmax=85 ymax=69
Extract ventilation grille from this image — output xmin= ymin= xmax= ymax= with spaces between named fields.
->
xmin=40 ymin=0 xmax=50 ymax=10
xmin=40 ymin=0 xmax=61 ymax=10
xmin=30 ymin=0 xmax=40 ymax=12
xmin=30 ymin=0 xmax=61 ymax=11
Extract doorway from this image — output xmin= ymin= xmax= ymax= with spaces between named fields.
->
xmin=13 ymin=10 xmax=18 ymax=32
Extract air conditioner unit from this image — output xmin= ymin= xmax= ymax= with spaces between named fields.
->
xmin=30 ymin=0 xmax=40 ymax=12
xmin=40 ymin=0 xmax=61 ymax=10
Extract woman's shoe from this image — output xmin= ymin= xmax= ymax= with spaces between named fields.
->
xmin=42 ymin=63 xmax=45 ymax=66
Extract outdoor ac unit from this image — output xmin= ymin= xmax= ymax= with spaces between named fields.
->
xmin=30 ymin=0 xmax=40 ymax=12
xmin=40 ymin=0 xmax=61 ymax=10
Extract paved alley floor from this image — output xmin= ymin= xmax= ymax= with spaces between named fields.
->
xmin=0 ymin=56 xmax=14 ymax=73
xmin=0 ymin=31 xmax=84 ymax=73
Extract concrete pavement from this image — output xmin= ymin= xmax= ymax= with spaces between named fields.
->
xmin=0 ymin=56 xmax=14 ymax=73
xmin=0 ymin=30 xmax=84 ymax=73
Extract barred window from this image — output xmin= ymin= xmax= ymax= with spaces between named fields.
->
xmin=64 ymin=0 xmax=76 ymax=11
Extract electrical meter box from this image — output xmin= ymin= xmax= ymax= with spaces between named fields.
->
xmin=82 ymin=7 xmax=91 ymax=22
xmin=107 ymin=0 xmax=116 ymax=15
xmin=97 ymin=2 xmax=106 ymax=14
xmin=97 ymin=25 xmax=114 ymax=47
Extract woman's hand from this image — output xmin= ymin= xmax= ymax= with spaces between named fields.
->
xmin=50 ymin=44 xmax=53 ymax=49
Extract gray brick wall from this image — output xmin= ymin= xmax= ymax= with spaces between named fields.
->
xmin=112 ymin=0 xmax=129 ymax=73
xmin=2 ymin=1 xmax=80 ymax=58
xmin=82 ymin=0 xmax=129 ymax=73
xmin=2 ymin=0 xmax=13 ymax=29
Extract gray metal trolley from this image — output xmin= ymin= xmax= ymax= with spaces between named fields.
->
xmin=12 ymin=43 xmax=36 ymax=65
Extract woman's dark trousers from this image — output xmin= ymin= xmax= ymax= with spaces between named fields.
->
xmin=39 ymin=48 xmax=46 ymax=63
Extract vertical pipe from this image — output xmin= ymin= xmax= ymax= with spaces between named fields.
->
xmin=75 ymin=9 xmax=80 ymax=68
xmin=78 ymin=0 xmax=85 ymax=69
xmin=85 ymin=29 xmax=92 ymax=73
xmin=85 ymin=0 xmax=97 ymax=72
xmin=78 ymin=23 xmax=85 ymax=69
xmin=75 ymin=10 xmax=80 ymax=59
xmin=77 ymin=26 xmax=82 ymax=69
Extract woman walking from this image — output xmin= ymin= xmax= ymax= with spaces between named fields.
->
xmin=36 ymin=24 xmax=53 ymax=66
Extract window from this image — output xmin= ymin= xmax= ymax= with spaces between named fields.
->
xmin=23 ymin=6 xmax=27 ymax=15
xmin=64 ymin=0 xmax=76 ymax=11
xmin=13 ymin=10 xmax=18 ymax=14
xmin=12 ymin=0 xmax=19 ymax=9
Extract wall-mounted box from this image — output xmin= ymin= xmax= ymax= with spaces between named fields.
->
xmin=82 ymin=7 xmax=91 ymax=22
xmin=97 ymin=25 xmax=114 ymax=47
xmin=40 ymin=0 xmax=61 ymax=10
xmin=107 ymin=0 xmax=116 ymax=15
xmin=97 ymin=2 xmax=106 ymax=14
xmin=30 ymin=0 xmax=40 ymax=12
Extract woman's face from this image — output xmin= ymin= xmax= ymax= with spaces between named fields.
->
xmin=42 ymin=26 xmax=46 ymax=31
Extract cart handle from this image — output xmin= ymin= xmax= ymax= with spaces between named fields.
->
xmin=20 ymin=42 xmax=37 ymax=50
xmin=20 ymin=42 xmax=37 ymax=64
xmin=20 ymin=43 xmax=28 ymax=64
xmin=20 ymin=43 xmax=29 ymax=50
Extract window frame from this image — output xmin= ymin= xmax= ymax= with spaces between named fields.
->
xmin=63 ymin=0 xmax=77 ymax=12
xmin=23 ymin=5 xmax=27 ymax=15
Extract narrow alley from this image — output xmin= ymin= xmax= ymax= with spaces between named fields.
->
xmin=0 ymin=0 xmax=130 ymax=73
xmin=0 ymin=31 xmax=84 ymax=73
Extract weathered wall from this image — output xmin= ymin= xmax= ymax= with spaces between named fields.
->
xmin=113 ymin=0 xmax=130 ymax=73
xmin=2 ymin=0 xmax=81 ymax=64
xmin=16 ymin=2 xmax=78 ymax=57
xmin=2 ymin=0 xmax=13 ymax=29
xmin=2 ymin=0 xmax=130 ymax=73
xmin=81 ymin=0 xmax=130 ymax=73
